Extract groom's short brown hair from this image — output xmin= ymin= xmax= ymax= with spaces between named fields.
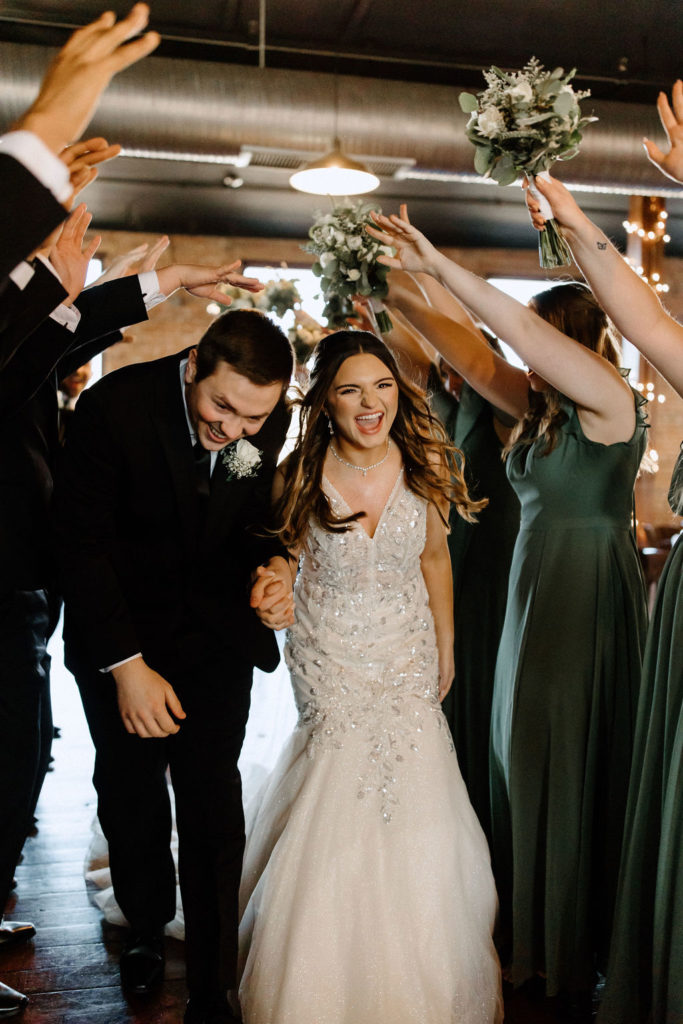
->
xmin=194 ymin=309 xmax=293 ymax=388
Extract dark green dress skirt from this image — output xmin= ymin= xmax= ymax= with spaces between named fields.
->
xmin=490 ymin=395 xmax=649 ymax=997
xmin=598 ymin=444 xmax=683 ymax=1024
xmin=431 ymin=377 xmax=520 ymax=843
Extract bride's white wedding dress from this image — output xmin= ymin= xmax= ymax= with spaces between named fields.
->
xmin=238 ymin=472 xmax=503 ymax=1024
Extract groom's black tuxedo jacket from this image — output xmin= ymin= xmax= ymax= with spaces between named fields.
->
xmin=0 ymin=155 xmax=69 ymax=353
xmin=55 ymin=347 xmax=290 ymax=681
xmin=0 ymin=275 xmax=147 ymax=592
xmin=0 ymin=154 xmax=66 ymax=282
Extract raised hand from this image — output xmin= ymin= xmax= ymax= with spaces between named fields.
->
xmin=156 ymin=260 xmax=265 ymax=306
xmin=48 ymin=203 xmax=101 ymax=305
xmin=643 ymin=80 xmax=683 ymax=184
xmin=61 ymin=136 xmax=122 ymax=203
xmin=90 ymin=234 xmax=171 ymax=286
xmin=367 ymin=204 xmax=442 ymax=278
xmin=139 ymin=234 xmax=170 ymax=272
xmin=15 ymin=4 xmax=160 ymax=156
xmin=523 ymin=173 xmax=591 ymax=235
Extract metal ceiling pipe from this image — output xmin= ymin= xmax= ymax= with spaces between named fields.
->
xmin=0 ymin=42 xmax=670 ymax=192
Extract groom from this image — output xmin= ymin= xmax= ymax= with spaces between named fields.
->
xmin=54 ymin=309 xmax=294 ymax=1024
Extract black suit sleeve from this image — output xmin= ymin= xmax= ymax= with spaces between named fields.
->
xmin=54 ymin=384 xmax=142 ymax=668
xmin=0 ymin=154 xmax=67 ymax=280
xmin=0 ymin=276 xmax=148 ymax=420
xmin=0 ymin=261 xmax=67 ymax=372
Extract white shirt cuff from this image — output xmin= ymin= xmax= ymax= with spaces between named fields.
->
xmin=9 ymin=261 xmax=35 ymax=291
xmin=50 ymin=303 xmax=81 ymax=332
xmin=100 ymin=653 xmax=143 ymax=674
xmin=138 ymin=270 xmax=166 ymax=310
xmin=0 ymin=130 xmax=71 ymax=203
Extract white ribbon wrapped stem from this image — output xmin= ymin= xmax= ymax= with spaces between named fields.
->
xmin=527 ymin=170 xmax=554 ymax=221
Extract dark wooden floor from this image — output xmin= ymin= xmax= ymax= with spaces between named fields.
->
xmin=1 ymin=642 xmax=560 ymax=1023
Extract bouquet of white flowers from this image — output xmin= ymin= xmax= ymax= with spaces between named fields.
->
xmin=303 ymin=199 xmax=394 ymax=332
xmin=262 ymin=278 xmax=302 ymax=318
xmin=459 ymin=58 xmax=597 ymax=268
xmin=218 ymin=277 xmax=301 ymax=318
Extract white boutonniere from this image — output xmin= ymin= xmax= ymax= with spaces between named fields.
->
xmin=221 ymin=438 xmax=262 ymax=480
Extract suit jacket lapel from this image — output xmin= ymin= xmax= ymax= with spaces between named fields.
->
xmin=153 ymin=349 xmax=200 ymax=547
xmin=205 ymin=455 xmax=248 ymax=542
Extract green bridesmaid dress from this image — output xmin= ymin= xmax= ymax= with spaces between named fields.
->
xmin=431 ymin=375 xmax=520 ymax=843
xmin=598 ymin=443 xmax=683 ymax=1024
xmin=489 ymin=393 xmax=648 ymax=998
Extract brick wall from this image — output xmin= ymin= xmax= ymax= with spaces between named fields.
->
xmin=91 ymin=230 xmax=683 ymax=528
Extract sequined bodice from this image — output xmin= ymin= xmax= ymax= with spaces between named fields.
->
xmin=285 ymin=472 xmax=450 ymax=820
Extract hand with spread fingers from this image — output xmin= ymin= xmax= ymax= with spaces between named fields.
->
xmin=643 ymin=79 xmax=683 ymax=184
xmin=367 ymin=203 xmax=444 ymax=279
xmin=90 ymin=234 xmax=171 ymax=286
xmin=156 ymin=260 xmax=264 ymax=306
xmin=15 ymin=3 xmax=160 ymax=156
xmin=48 ymin=203 xmax=101 ymax=306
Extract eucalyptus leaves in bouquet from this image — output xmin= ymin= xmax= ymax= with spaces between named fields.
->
xmin=217 ymin=277 xmax=301 ymax=318
xmin=303 ymin=199 xmax=394 ymax=332
xmin=262 ymin=278 xmax=301 ymax=318
xmin=459 ymin=59 xmax=596 ymax=268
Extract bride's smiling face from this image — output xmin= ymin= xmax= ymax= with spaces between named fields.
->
xmin=326 ymin=353 xmax=398 ymax=450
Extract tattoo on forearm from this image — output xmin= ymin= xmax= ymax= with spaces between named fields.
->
xmin=597 ymin=242 xmax=607 ymax=250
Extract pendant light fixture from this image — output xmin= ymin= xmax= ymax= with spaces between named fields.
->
xmin=289 ymin=72 xmax=380 ymax=196
xmin=289 ymin=138 xmax=380 ymax=195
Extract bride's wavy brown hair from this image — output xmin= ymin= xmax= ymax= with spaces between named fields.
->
xmin=502 ymin=282 xmax=623 ymax=460
xmin=273 ymin=330 xmax=486 ymax=549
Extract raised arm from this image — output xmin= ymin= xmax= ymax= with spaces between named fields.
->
xmin=368 ymin=206 xmax=634 ymax=437
xmin=352 ymin=289 xmax=436 ymax=388
xmin=384 ymin=274 xmax=528 ymax=419
xmin=529 ymin=174 xmax=683 ymax=398
xmin=15 ymin=4 xmax=159 ymax=156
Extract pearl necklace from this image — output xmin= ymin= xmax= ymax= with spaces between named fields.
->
xmin=329 ymin=438 xmax=392 ymax=478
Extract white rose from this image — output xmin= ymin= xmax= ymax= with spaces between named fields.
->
xmin=507 ymin=80 xmax=533 ymax=104
xmin=346 ymin=268 xmax=361 ymax=281
xmin=320 ymin=251 xmax=336 ymax=268
xmin=234 ymin=439 xmax=261 ymax=469
xmin=334 ymin=230 xmax=346 ymax=245
xmin=477 ymin=106 xmax=505 ymax=138
xmin=346 ymin=235 xmax=363 ymax=250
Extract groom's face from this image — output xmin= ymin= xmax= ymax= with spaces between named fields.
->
xmin=185 ymin=350 xmax=282 ymax=451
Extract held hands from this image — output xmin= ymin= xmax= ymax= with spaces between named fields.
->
xmin=367 ymin=204 xmax=443 ymax=279
xmin=643 ymin=81 xmax=683 ymax=184
xmin=250 ymin=558 xmax=295 ymax=631
xmin=112 ymin=657 xmax=187 ymax=738
xmin=15 ymin=4 xmax=160 ymax=156
xmin=155 ymin=260 xmax=264 ymax=306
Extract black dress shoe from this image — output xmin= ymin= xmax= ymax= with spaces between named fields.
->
xmin=119 ymin=931 xmax=164 ymax=995
xmin=0 ymin=981 xmax=28 ymax=1018
xmin=0 ymin=922 xmax=35 ymax=949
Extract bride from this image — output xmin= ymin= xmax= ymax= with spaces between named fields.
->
xmin=243 ymin=329 xmax=503 ymax=1024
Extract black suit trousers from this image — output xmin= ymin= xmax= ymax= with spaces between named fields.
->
xmin=76 ymin=654 xmax=253 ymax=997
xmin=0 ymin=588 xmax=51 ymax=909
